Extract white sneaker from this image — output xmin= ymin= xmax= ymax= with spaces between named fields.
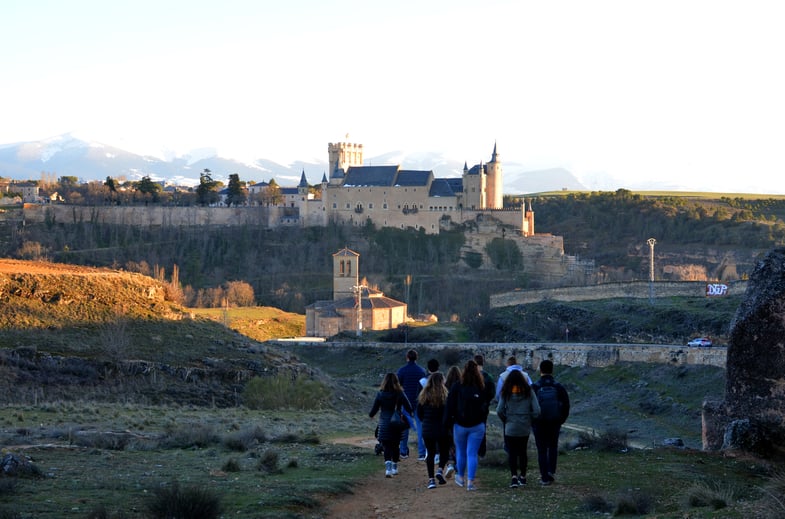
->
xmin=444 ymin=464 xmax=455 ymax=479
xmin=391 ymin=463 xmax=399 ymax=476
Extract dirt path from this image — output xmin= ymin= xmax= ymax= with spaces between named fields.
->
xmin=327 ymin=436 xmax=478 ymax=519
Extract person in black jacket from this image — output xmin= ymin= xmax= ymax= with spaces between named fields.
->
xmin=369 ymin=373 xmax=414 ymax=478
xmin=531 ymin=359 xmax=570 ymax=486
xmin=417 ymin=372 xmax=450 ymax=489
xmin=444 ymin=359 xmax=489 ymax=491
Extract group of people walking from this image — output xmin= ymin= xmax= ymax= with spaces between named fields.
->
xmin=368 ymin=349 xmax=570 ymax=491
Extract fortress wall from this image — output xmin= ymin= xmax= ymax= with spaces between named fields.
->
xmin=276 ymin=341 xmax=727 ymax=369
xmin=490 ymin=280 xmax=748 ymax=307
xmin=23 ymin=204 xmax=273 ymax=227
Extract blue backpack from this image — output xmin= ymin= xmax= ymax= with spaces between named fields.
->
xmin=536 ymin=382 xmax=561 ymax=422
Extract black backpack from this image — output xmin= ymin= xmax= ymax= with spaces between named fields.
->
xmin=457 ymin=385 xmax=488 ymax=424
xmin=536 ymin=382 xmax=562 ymax=422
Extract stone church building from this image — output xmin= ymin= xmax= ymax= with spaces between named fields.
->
xmin=305 ymin=248 xmax=408 ymax=337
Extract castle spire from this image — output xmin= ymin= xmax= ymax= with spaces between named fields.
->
xmin=298 ymin=169 xmax=308 ymax=188
xmin=491 ymin=141 xmax=498 ymax=162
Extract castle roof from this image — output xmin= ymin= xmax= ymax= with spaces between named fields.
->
xmin=298 ymin=170 xmax=309 ymax=188
xmin=343 ymin=165 xmax=399 ymax=186
xmin=395 ymin=170 xmax=432 ymax=187
xmin=429 ymin=177 xmax=462 ymax=197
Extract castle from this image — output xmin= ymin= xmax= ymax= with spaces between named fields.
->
xmin=249 ymin=140 xmax=535 ymax=236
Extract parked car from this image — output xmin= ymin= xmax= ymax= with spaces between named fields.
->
xmin=687 ymin=337 xmax=712 ymax=347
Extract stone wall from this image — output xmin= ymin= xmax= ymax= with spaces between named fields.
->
xmin=271 ymin=341 xmax=727 ymax=369
xmin=491 ymin=280 xmax=749 ymax=307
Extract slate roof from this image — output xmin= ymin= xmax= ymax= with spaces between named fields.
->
xmin=342 ymin=165 xmax=400 ymax=187
xmin=429 ymin=178 xmax=462 ymax=197
xmin=395 ymin=170 xmax=432 ymax=187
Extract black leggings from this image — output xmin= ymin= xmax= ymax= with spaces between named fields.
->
xmin=423 ymin=435 xmax=451 ymax=478
xmin=382 ymin=438 xmax=400 ymax=462
xmin=504 ymin=434 xmax=530 ymax=477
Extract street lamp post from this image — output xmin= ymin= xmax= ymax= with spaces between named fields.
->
xmin=647 ymin=238 xmax=656 ymax=304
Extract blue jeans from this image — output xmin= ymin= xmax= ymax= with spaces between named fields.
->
xmin=453 ymin=422 xmax=485 ymax=481
xmin=400 ymin=409 xmax=425 ymax=457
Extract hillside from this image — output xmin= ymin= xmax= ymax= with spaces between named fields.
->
xmin=0 ymin=259 xmax=314 ymax=407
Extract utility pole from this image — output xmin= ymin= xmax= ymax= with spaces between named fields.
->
xmin=352 ymin=284 xmax=366 ymax=337
xmin=647 ymin=238 xmax=656 ymax=304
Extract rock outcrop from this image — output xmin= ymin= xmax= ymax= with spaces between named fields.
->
xmin=703 ymin=247 xmax=785 ymax=458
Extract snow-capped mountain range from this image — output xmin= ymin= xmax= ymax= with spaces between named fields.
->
xmin=0 ymin=133 xmax=586 ymax=193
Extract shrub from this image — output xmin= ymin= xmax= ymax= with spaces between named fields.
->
xmin=162 ymin=423 xmax=219 ymax=449
xmin=582 ymin=495 xmax=613 ymax=514
xmin=221 ymin=425 xmax=266 ymax=451
xmin=221 ymin=458 xmax=241 ymax=473
xmin=243 ymin=373 xmax=331 ymax=410
xmin=681 ymin=481 xmax=734 ymax=510
xmin=577 ymin=428 xmax=629 ymax=452
xmin=257 ymin=450 xmax=280 ymax=474
xmin=614 ymin=490 xmax=653 ymax=515
xmin=147 ymin=480 xmax=223 ymax=519
xmin=759 ymin=471 xmax=785 ymax=518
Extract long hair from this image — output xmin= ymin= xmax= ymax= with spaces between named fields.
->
xmin=500 ymin=369 xmax=532 ymax=399
xmin=460 ymin=359 xmax=484 ymax=389
xmin=445 ymin=365 xmax=461 ymax=390
xmin=380 ymin=372 xmax=403 ymax=393
xmin=418 ymin=372 xmax=448 ymax=407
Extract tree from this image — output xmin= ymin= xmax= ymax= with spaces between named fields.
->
xmin=259 ymin=179 xmax=283 ymax=207
xmin=197 ymin=169 xmax=220 ymax=206
xmin=226 ymin=173 xmax=247 ymax=207
xmin=136 ymin=175 xmax=162 ymax=202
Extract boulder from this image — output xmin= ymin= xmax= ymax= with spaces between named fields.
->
xmin=703 ymin=247 xmax=785 ymax=458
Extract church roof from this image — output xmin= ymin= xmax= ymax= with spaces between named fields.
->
xmin=333 ymin=247 xmax=359 ymax=257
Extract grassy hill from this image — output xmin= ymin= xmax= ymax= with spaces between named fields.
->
xmin=2 ymin=260 xmax=785 ymax=518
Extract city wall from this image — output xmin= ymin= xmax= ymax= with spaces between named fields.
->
xmin=490 ymin=280 xmax=748 ymax=308
xmin=273 ymin=341 xmax=727 ymax=369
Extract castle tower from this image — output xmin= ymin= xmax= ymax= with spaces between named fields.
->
xmin=328 ymin=140 xmax=364 ymax=179
xmin=333 ymin=247 xmax=359 ymax=300
xmin=297 ymin=170 xmax=309 ymax=196
xmin=485 ymin=142 xmax=503 ymax=209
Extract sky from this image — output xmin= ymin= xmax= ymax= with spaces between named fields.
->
xmin=1 ymin=0 xmax=784 ymax=194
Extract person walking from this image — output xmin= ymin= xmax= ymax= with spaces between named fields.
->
xmin=531 ymin=359 xmax=570 ymax=486
xmin=369 ymin=373 xmax=414 ymax=478
xmin=473 ymin=354 xmax=495 ymax=457
xmin=442 ymin=365 xmax=461 ymax=478
xmin=397 ymin=349 xmax=427 ymax=460
xmin=417 ymin=372 xmax=451 ymax=489
xmin=497 ymin=369 xmax=540 ymax=488
xmin=496 ymin=356 xmax=533 ymax=402
xmin=445 ymin=359 xmax=489 ymax=491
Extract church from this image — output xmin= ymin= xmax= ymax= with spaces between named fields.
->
xmin=305 ymin=248 xmax=408 ymax=337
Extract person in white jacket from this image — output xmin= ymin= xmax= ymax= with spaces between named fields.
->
xmin=496 ymin=369 xmax=540 ymax=488
xmin=496 ymin=356 xmax=532 ymax=402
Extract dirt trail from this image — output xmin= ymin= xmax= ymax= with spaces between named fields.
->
xmin=327 ymin=436 xmax=477 ymax=519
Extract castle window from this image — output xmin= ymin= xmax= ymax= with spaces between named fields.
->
xmin=369 ymin=203 xmax=374 ymax=209
xmin=332 ymin=203 xmax=337 ymax=209
xmin=340 ymin=260 xmax=345 ymax=275
xmin=383 ymin=203 xmax=388 ymax=209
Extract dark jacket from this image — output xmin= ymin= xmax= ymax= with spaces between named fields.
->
xmin=397 ymin=360 xmax=427 ymax=410
xmin=445 ymin=382 xmax=489 ymax=429
xmin=531 ymin=374 xmax=570 ymax=425
xmin=417 ymin=401 xmax=447 ymax=439
xmin=369 ymin=390 xmax=413 ymax=442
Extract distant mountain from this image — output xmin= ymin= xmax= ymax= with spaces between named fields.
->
xmin=0 ymin=134 xmax=585 ymax=193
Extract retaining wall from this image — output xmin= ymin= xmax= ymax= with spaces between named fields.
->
xmin=274 ymin=341 xmax=727 ymax=369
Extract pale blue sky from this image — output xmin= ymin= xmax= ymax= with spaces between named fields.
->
xmin=2 ymin=0 xmax=783 ymax=193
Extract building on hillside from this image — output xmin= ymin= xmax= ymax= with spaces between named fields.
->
xmin=251 ymin=139 xmax=533 ymax=236
xmin=305 ymin=248 xmax=407 ymax=337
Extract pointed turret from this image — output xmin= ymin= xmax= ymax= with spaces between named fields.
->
xmin=491 ymin=141 xmax=498 ymax=162
xmin=298 ymin=169 xmax=308 ymax=188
